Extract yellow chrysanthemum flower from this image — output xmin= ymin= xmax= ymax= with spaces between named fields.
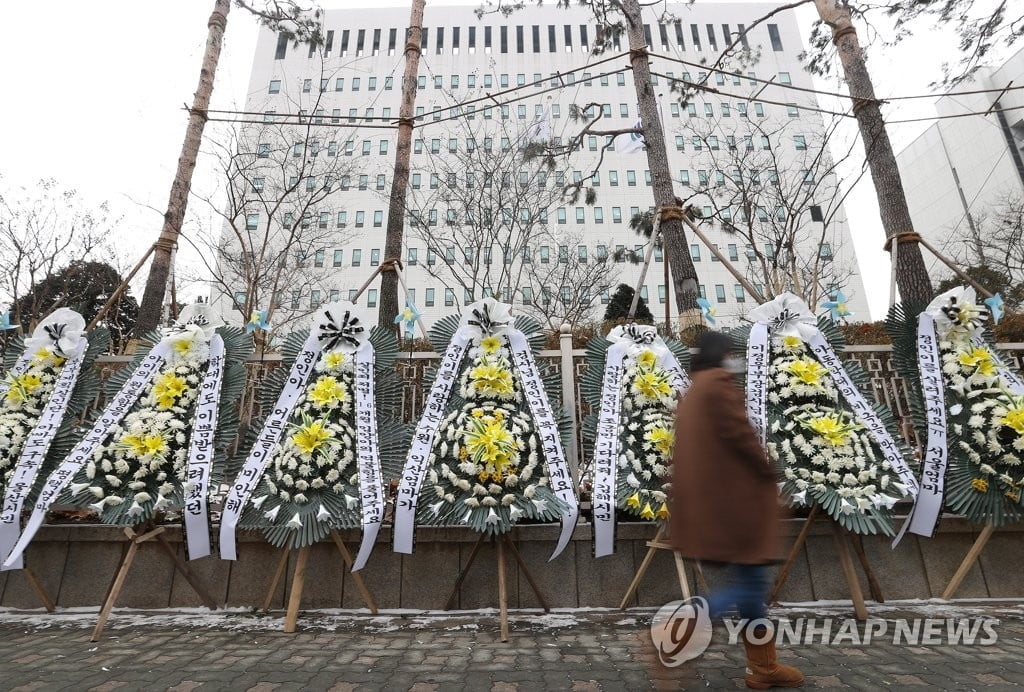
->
xmin=463 ymin=413 xmax=517 ymax=481
xmin=123 ymin=433 xmax=168 ymax=458
xmin=5 ymin=372 xmax=43 ymax=404
xmin=971 ymin=478 xmax=989 ymax=493
xmin=636 ymin=350 xmax=658 ymax=370
xmin=152 ymin=372 xmax=189 ymax=410
xmin=644 ymin=423 xmax=675 ymax=458
xmin=460 ymin=411 xmax=516 ymax=481
xmin=31 ymin=347 xmax=64 ymax=367
xmin=804 ymin=413 xmax=859 ymax=447
xmin=308 ymin=376 xmax=349 ymax=408
xmin=322 ymin=350 xmax=347 ymax=370
xmin=172 ymin=337 xmax=196 ymax=357
xmin=958 ymin=347 xmax=996 ymax=377
xmin=633 ymin=371 xmax=672 ymax=401
xmin=781 ymin=335 xmax=803 ymax=352
xmin=1001 ymin=403 xmax=1024 ymax=437
xmin=291 ymin=419 xmax=332 ymax=455
xmin=784 ymin=358 xmax=827 ymax=386
xmin=469 ymin=362 xmax=515 ymax=397
xmin=480 ymin=336 xmax=503 ymax=354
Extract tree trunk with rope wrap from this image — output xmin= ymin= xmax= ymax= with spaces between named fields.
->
xmin=621 ymin=0 xmax=701 ymax=322
xmin=134 ymin=0 xmax=231 ymax=336
xmin=812 ymin=0 xmax=932 ymax=305
xmin=379 ymin=0 xmax=426 ymax=332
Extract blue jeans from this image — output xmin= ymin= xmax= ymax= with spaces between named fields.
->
xmin=707 ymin=563 xmax=769 ymax=621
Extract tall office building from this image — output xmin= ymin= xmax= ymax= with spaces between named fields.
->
xmin=211 ymin=3 xmax=869 ymax=330
xmin=896 ymin=47 xmax=1024 ymax=276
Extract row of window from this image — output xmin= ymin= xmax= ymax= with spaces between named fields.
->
xmin=269 ymin=70 xmax=794 ymax=96
xmin=273 ymin=22 xmax=783 ymax=60
xmin=245 ymin=280 xmax=760 ymax=313
xmin=272 ymin=237 xmax=832 ymax=273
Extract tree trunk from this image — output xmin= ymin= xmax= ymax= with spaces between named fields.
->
xmin=134 ymin=0 xmax=231 ymax=336
xmin=813 ymin=0 xmax=932 ymax=306
xmin=621 ymin=0 xmax=700 ymax=315
xmin=379 ymin=0 xmax=426 ymax=331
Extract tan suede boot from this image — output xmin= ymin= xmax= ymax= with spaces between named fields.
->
xmin=741 ymin=625 xmax=805 ymax=689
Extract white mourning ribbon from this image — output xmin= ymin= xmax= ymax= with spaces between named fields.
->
xmin=392 ymin=326 xmax=473 ymax=554
xmin=508 ymin=327 xmax=579 ymax=560
xmin=0 ymin=307 xmax=86 ymax=401
xmin=745 ymin=323 xmax=771 ymax=450
xmin=592 ymin=341 xmax=628 ymax=558
xmin=895 ymin=312 xmax=947 ymax=544
xmin=0 ymin=338 xmax=88 ymax=570
xmin=592 ymin=325 xmax=690 ymax=558
xmin=805 ymin=331 xmax=918 ymax=496
xmin=2 ymin=342 xmax=171 ymax=568
xmin=351 ymin=340 xmax=383 ymax=571
xmin=181 ymin=334 xmax=225 ymax=561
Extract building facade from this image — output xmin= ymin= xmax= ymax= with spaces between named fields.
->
xmin=896 ymin=47 xmax=1024 ymax=277
xmin=211 ymin=2 xmax=869 ymax=331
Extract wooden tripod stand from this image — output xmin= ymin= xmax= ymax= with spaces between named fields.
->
xmin=768 ymin=506 xmax=884 ymax=621
xmin=619 ymin=524 xmax=708 ymax=609
xmin=941 ymin=522 xmax=995 ymax=599
xmin=92 ymin=525 xmax=218 ymax=641
xmin=260 ymin=529 xmax=378 ymax=633
xmin=3 ymin=565 xmax=56 ymax=612
xmin=443 ymin=533 xmax=551 ymax=642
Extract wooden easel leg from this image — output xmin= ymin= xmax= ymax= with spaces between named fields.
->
xmin=262 ymin=546 xmax=291 ymax=612
xmin=831 ymin=522 xmax=868 ymax=622
xmin=942 ymin=523 xmax=995 ymax=600
xmin=694 ymin=560 xmax=710 ymax=594
xmin=618 ymin=526 xmax=665 ymax=610
xmin=504 ymin=535 xmax=549 ymax=612
xmin=850 ymin=534 xmax=884 ymax=603
xmin=91 ymin=531 xmax=143 ymax=642
xmin=283 ymin=546 xmax=310 ymax=633
xmin=22 ymin=566 xmax=55 ymax=613
xmin=444 ymin=533 xmax=486 ymax=610
xmin=769 ymin=505 xmax=819 ymax=604
xmin=154 ymin=532 xmax=218 ymax=609
xmin=497 ymin=538 xmax=509 ymax=643
xmin=329 ymin=530 xmax=379 ymax=614
xmin=672 ymin=551 xmax=692 ymax=601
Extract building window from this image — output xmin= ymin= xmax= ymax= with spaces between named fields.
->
xmin=425 ymin=288 xmax=435 ymax=306
xmin=715 ymin=284 xmax=727 ymax=304
xmin=374 ymin=211 xmax=383 ymax=227
xmin=352 ymin=249 xmax=362 ymax=266
xmin=245 ymin=213 xmax=259 ymax=231
xmin=367 ymin=289 xmax=378 ymax=308
xmin=333 ymin=249 xmax=343 ymax=267
xmin=371 ymin=248 xmax=381 ymax=266
xmin=767 ymin=24 xmax=783 ymax=51
xmin=787 ymin=104 xmax=800 ymax=117
xmin=794 ymin=135 xmax=807 ymax=150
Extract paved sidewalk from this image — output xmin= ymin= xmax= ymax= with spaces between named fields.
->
xmin=2 ymin=602 xmax=1024 ymax=690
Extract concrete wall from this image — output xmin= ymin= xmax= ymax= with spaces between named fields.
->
xmin=1 ymin=517 xmax=1019 ymax=611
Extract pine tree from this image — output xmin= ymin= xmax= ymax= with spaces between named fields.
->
xmin=604 ymin=284 xmax=653 ymax=323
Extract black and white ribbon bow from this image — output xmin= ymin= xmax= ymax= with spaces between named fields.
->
xmin=623 ymin=324 xmax=657 ymax=345
xmin=467 ymin=303 xmax=508 ymax=336
xmin=318 ymin=309 xmax=365 ymax=352
xmin=42 ymin=322 xmax=70 ymax=356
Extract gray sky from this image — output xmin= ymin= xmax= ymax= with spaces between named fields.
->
xmin=0 ymin=0 xmax=1001 ymax=319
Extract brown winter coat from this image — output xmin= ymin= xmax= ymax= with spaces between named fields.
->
xmin=669 ymin=368 xmax=783 ymax=564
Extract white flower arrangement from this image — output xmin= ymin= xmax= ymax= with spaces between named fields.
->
xmin=67 ymin=328 xmax=212 ymax=519
xmin=929 ymin=294 xmax=1024 ymax=512
xmin=248 ymin=347 xmax=364 ymax=518
xmin=768 ymin=335 xmax=903 ymax=522
xmin=0 ymin=347 xmax=67 ymax=489
xmin=616 ymin=348 xmax=677 ymax=521
xmin=424 ymin=329 xmax=562 ymax=532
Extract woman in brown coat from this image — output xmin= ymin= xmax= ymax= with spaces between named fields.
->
xmin=670 ymin=331 xmax=803 ymax=689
